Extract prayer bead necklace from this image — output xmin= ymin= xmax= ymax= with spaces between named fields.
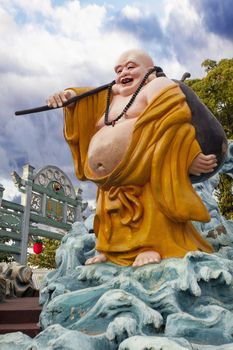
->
xmin=104 ymin=66 xmax=157 ymax=127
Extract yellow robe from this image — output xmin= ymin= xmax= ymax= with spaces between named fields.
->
xmin=64 ymin=84 xmax=213 ymax=266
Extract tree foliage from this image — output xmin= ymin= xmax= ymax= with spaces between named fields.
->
xmin=0 ymin=237 xmax=15 ymax=263
xmin=217 ymin=175 xmax=233 ymax=220
xmin=28 ymin=238 xmax=60 ymax=269
xmin=186 ymin=58 xmax=233 ymax=219
xmin=0 ymin=251 xmax=14 ymax=263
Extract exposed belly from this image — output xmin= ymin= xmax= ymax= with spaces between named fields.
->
xmin=88 ymin=118 xmax=137 ymax=177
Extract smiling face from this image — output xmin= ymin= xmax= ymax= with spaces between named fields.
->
xmin=114 ymin=49 xmax=154 ymax=97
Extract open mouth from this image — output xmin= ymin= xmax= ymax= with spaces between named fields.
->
xmin=121 ymin=78 xmax=133 ymax=85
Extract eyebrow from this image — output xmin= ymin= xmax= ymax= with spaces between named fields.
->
xmin=114 ymin=61 xmax=136 ymax=72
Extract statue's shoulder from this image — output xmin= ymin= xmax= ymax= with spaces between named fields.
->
xmin=145 ymin=77 xmax=176 ymax=102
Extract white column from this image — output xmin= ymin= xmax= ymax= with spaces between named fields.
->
xmin=20 ymin=164 xmax=34 ymax=265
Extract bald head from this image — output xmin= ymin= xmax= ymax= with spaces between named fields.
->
xmin=113 ymin=49 xmax=156 ymax=97
xmin=115 ymin=49 xmax=154 ymax=71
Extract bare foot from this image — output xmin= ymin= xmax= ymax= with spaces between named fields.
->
xmin=85 ymin=253 xmax=107 ymax=265
xmin=132 ymin=251 xmax=161 ymax=267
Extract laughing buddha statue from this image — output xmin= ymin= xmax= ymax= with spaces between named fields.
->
xmin=47 ymin=49 xmax=220 ymax=267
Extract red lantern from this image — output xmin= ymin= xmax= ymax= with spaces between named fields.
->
xmin=33 ymin=240 xmax=43 ymax=254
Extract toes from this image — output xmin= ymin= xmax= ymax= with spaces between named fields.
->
xmin=85 ymin=254 xmax=107 ymax=265
xmin=133 ymin=257 xmax=161 ymax=267
xmin=85 ymin=258 xmax=92 ymax=265
xmin=132 ymin=259 xmax=142 ymax=267
xmin=133 ymin=258 xmax=150 ymax=267
xmin=85 ymin=257 xmax=96 ymax=265
xmin=85 ymin=257 xmax=98 ymax=265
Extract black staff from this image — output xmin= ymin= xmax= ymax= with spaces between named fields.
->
xmin=15 ymin=82 xmax=115 ymax=116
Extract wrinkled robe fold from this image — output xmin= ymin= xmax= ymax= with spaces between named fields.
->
xmin=64 ymin=84 xmax=213 ymax=266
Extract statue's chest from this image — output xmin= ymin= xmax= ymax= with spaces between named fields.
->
xmin=109 ymin=94 xmax=147 ymax=120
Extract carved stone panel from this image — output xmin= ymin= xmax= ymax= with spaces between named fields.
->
xmin=34 ymin=166 xmax=76 ymax=199
xmin=30 ymin=193 xmax=42 ymax=214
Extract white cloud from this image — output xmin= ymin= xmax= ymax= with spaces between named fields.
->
xmin=162 ymin=0 xmax=199 ymax=28
xmin=160 ymin=0 xmax=233 ymax=78
xmin=122 ymin=5 xmax=141 ymax=20
xmin=0 ymin=178 xmax=20 ymax=201
xmin=53 ymin=1 xmax=106 ymax=37
xmin=0 ymin=0 xmax=140 ymax=187
xmin=5 ymin=0 xmax=53 ymax=17
xmin=0 ymin=0 xmax=140 ymax=94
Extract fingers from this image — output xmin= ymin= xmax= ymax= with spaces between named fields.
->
xmin=198 ymin=153 xmax=216 ymax=160
xmin=196 ymin=154 xmax=217 ymax=165
xmin=47 ymin=91 xmax=68 ymax=108
xmin=197 ymin=159 xmax=217 ymax=166
xmin=190 ymin=165 xmax=217 ymax=176
xmin=193 ymin=163 xmax=217 ymax=172
xmin=46 ymin=90 xmax=77 ymax=108
xmin=189 ymin=153 xmax=218 ymax=176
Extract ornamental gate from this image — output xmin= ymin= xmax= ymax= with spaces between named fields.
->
xmin=0 ymin=164 xmax=86 ymax=265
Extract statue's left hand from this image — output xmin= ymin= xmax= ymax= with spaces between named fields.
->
xmin=189 ymin=153 xmax=217 ymax=176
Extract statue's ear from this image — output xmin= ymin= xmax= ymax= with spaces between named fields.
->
xmin=147 ymin=67 xmax=157 ymax=82
xmin=147 ymin=73 xmax=156 ymax=82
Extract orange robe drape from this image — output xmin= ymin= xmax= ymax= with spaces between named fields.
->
xmin=64 ymin=84 xmax=213 ymax=266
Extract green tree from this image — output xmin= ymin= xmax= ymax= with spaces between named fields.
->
xmin=0 ymin=246 xmax=15 ymax=263
xmin=28 ymin=238 xmax=60 ymax=269
xmin=0 ymin=237 xmax=15 ymax=263
xmin=217 ymin=175 xmax=233 ymax=220
xmin=186 ymin=58 xmax=233 ymax=219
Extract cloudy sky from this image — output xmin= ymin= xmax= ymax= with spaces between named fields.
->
xmin=0 ymin=0 xmax=232 ymax=204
